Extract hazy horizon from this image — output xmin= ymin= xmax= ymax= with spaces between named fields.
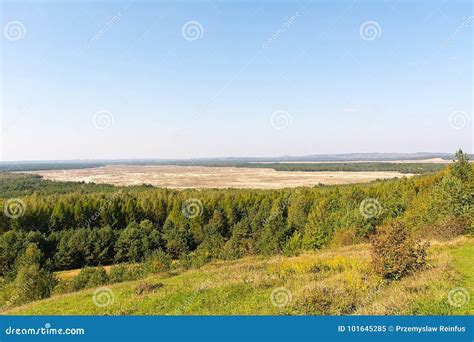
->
xmin=1 ymin=0 xmax=472 ymax=161
xmin=0 ymin=151 xmax=466 ymax=164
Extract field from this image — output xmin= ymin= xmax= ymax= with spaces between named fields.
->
xmin=3 ymin=236 xmax=472 ymax=315
xmin=26 ymin=165 xmax=412 ymax=189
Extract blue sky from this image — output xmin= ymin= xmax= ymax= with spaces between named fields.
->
xmin=1 ymin=0 xmax=472 ymax=161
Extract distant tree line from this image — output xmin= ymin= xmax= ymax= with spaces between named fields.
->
xmin=0 ymin=162 xmax=105 ymax=173
xmin=240 ymin=162 xmax=448 ymax=174
xmin=0 ymin=173 xmax=140 ymax=199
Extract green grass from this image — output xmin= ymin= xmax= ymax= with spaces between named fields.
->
xmin=2 ymin=237 xmax=473 ymax=316
xmin=403 ymin=239 xmax=474 ymax=315
xmin=450 ymin=243 xmax=474 ymax=313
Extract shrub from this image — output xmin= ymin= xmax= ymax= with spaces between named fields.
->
xmin=330 ymin=227 xmax=363 ymax=248
xmin=71 ymin=267 xmax=108 ymax=291
xmin=9 ymin=264 xmax=55 ymax=305
xmin=179 ymin=251 xmax=211 ymax=270
xmin=144 ymin=250 xmax=172 ymax=274
xmin=8 ymin=244 xmax=56 ymax=305
xmin=282 ymin=232 xmax=304 ymax=256
xmin=108 ymin=264 xmax=128 ymax=284
xmin=52 ymin=280 xmax=73 ymax=294
xmin=108 ymin=264 xmax=145 ymax=283
xmin=418 ymin=216 xmax=469 ymax=240
xmin=370 ymin=221 xmax=428 ymax=280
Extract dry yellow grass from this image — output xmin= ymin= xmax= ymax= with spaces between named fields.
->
xmin=56 ymin=265 xmax=114 ymax=281
xmin=4 ymin=237 xmax=472 ymax=315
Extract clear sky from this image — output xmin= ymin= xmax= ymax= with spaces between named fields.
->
xmin=1 ymin=0 xmax=472 ymax=161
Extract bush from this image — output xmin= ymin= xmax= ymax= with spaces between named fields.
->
xmin=52 ymin=280 xmax=73 ymax=294
xmin=330 ymin=227 xmax=363 ymax=248
xmin=7 ymin=243 xmax=56 ymax=305
xmin=179 ymin=251 xmax=211 ymax=270
xmin=144 ymin=250 xmax=172 ymax=274
xmin=370 ymin=221 xmax=428 ymax=280
xmin=71 ymin=267 xmax=108 ymax=291
xmin=418 ymin=216 xmax=469 ymax=241
xmin=108 ymin=264 xmax=144 ymax=283
xmin=9 ymin=264 xmax=55 ymax=305
xmin=282 ymin=232 xmax=304 ymax=256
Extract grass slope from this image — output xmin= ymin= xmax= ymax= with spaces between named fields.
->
xmin=3 ymin=237 xmax=473 ymax=316
xmin=450 ymin=243 xmax=474 ymax=313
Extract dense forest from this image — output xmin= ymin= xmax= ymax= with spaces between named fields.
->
xmin=239 ymin=162 xmax=447 ymax=174
xmin=0 ymin=162 xmax=105 ymax=172
xmin=0 ymin=150 xmax=472 ymax=307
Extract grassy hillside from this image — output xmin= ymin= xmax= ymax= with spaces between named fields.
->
xmin=3 ymin=236 xmax=472 ymax=316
